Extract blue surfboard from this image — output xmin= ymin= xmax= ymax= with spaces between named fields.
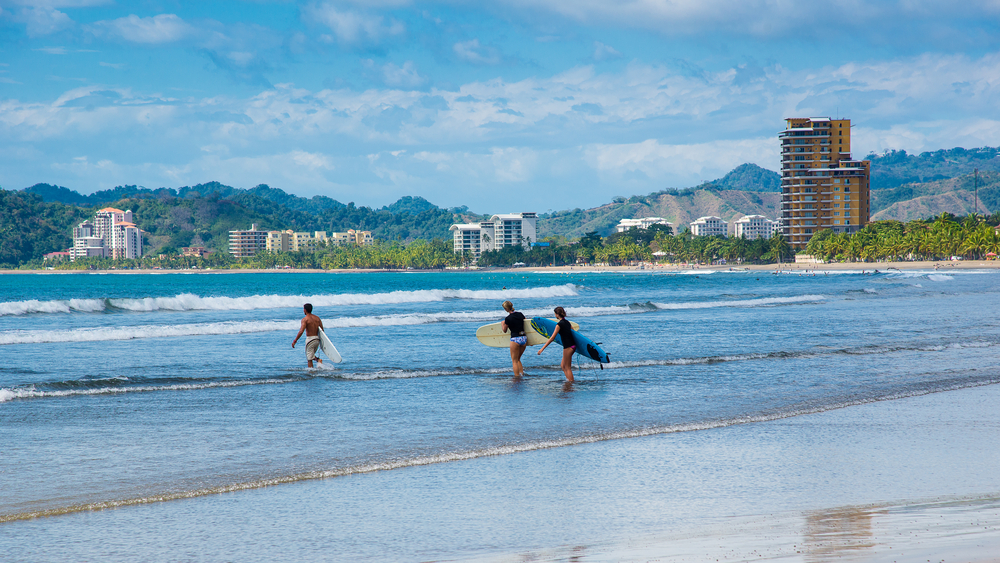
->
xmin=531 ymin=317 xmax=610 ymax=363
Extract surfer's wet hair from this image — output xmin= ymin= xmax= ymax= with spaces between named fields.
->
xmin=554 ymin=306 xmax=567 ymax=318
xmin=502 ymin=301 xmax=514 ymax=312
xmin=304 ymin=303 xmax=313 ymax=314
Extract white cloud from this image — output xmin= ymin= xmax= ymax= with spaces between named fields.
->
xmin=33 ymin=46 xmax=68 ymax=55
xmin=453 ymin=39 xmax=501 ymax=65
xmin=7 ymin=50 xmax=1000 ymax=209
xmin=15 ymin=6 xmax=73 ymax=37
xmin=304 ymin=3 xmax=404 ymax=45
xmin=88 ymin=14 xmax=193 ymax=44
xmin=380 ymin=61 xmax=425 ymax=88
xmin=592 ymin=41 xmax=621 ymax=61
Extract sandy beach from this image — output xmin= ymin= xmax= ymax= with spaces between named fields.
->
xmin=4 ymin=259 xmax=999 ymax=275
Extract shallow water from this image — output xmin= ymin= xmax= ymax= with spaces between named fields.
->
xmin=2 ymin=269 xmax=999 ymax=560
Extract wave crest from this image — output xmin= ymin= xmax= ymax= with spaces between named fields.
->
xmin=0 ymin=284 xmax=580 ymax=316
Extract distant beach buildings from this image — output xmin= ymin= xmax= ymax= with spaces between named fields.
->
xmin=70 ymin=207 xmax=143 ymax=261
xmin=689 ymin=216 xmax=726 ymax=237
xmin=615 ymin=217 xmax=672 ymax=233
xmin=616 ymin=215 xmax=780 ymax=240
xmin=450 ymin=212 xmax=537 ymax=257
xmin=228 ymin=224 xmax=374 ymax=257
xmin=780 ymin=117 xmax=871 ymax=249
xmin=732 ymin=215 xmax=780 ymax=240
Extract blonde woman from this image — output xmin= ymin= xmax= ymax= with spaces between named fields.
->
xmin=537 ymin=306 xmax=575 ymax=382
xmin=500 ymin=300 xmax=527 ymax=378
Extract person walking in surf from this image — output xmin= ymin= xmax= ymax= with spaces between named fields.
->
xmin=291 ymin=303 xmax=324 ymax=367
xmin=537 ymin=306 xmax=575 ymax=382
xmin=500 ymin=300 xmax=528 ymax=378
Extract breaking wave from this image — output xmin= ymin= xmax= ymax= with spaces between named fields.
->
xmin=650 ymin=294 xmax=826 ymax=309
xmin=0 ymin=284 xmax=580 ymax=316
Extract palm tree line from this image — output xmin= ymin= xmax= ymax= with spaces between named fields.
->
xmin=24 ymin=212 xmax=1000 ymax=270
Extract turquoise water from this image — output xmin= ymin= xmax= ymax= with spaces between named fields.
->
xmin=2 ymin=269 xmax=999 ymax=560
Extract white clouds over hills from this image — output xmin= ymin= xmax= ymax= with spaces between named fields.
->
xmin=3 ymin=0 xmax=1000 ymax=210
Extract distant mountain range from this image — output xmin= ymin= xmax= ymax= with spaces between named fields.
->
xmin=539 ymin=147 xmax=1000 ymax=237
xmin=3 ymin=145 xmax=998 ymax=266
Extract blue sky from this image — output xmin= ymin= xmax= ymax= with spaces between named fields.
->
xmin=3 ymin=1 xmax=1000 ymax=212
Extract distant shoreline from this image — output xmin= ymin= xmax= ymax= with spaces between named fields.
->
xmin=3 ymin=260 xmax=999 ymax=274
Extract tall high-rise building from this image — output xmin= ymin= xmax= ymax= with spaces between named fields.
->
xmin=780 ymin=118 xmax=870 ymax=249
xmin=69 ymin=208 xmax=142 ymax=261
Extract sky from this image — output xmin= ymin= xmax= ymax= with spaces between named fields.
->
xmin=2 ymin=1 xmax=1000 ymax=212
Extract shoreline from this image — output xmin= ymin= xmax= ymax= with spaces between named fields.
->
xmin=3 ymin=259 xmax=999 ymax=275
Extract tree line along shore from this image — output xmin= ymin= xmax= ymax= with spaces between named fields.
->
xmin=10 ymin=212 xmax=999 ymax=272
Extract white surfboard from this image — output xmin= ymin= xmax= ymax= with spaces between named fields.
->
xmin=318 ymin=328 xmax=343 ymax=363
xmin=475 ymin=319 xmax=579 ymax=348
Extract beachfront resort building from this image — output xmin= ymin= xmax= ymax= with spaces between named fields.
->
xmin=229 ymin=224 xmax=269 ymax=258
xmin=689 ymin=216 xmax=727 ymax=237
xmin=731 ymin=215 xmax=778 ymax=240
xmin=780 ymin=117 xmax=870 ymax=249
xmin=234 ymin=226 xmax=374 ymax=257
xmin=450 ymin=212 xmax=537 ymax=258
xmin=69 ymin=207 xmax=143 ymax=261
xmin=615 ymin=217 xmax=672 ymax=233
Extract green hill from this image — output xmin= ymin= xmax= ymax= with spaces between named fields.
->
xmin=2 ymin=183 xmax=460 ymax=266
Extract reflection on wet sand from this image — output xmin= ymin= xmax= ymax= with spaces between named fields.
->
xmin=803 ymin=505 xmax=884 ymax=562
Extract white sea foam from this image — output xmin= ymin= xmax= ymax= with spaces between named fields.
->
xmin=0 ymin=296 xmax=827 ymax=346
xmin=0 ymin=298 xmax=107 ymax=316
xmin=928 ymin=274 xmax=954 ymax=282
xmin=0 ymin=284 xmax=580 ymax=316
xmin=0 ymin=377 xmax=300 ymax=403
xmin=650 ymin=294 xmax=826 ymax=310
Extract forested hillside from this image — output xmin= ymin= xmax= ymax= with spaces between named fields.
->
xmin=1 ymin=183 xmax=460 ymax=267
xmin=866 ymin=147 xmax=1000 ymax=190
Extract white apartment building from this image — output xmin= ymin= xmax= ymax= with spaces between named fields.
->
xmin=265 ymin=229 xmax=373 ymax=253
xmin=689 ymin=216 xmax=726 ymax=237
xmin=615 ymin=217 xmax=672 ymax=233
xmin=229 ymin=224 xmax=269 ymax=258
xmin=450 ymin=212 xmax=537 ymax=257
xmin=70 ymin=207 xmax=143 ymax=261
xmin=731 ymin=215 xmax=778 ymax=240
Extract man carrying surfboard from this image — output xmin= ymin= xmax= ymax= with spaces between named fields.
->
xmin=291 ymin=303 xmax=324 ymax=368
xmin=500 ymin=301 xmax=527 ymax=378
xmin=537 ymin=306 xmax=575 ymax=382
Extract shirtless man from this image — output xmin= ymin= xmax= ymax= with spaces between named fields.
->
xmin=291 ymin=303 xmax=325 ymax=367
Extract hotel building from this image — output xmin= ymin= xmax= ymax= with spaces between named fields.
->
xmin=70 ymin=207 xmax=143 ymax=261
xmin=689 ymin=216 xmax=726 ymax=237
xmin=229 ymin=224 xmax=269 ymax=258
xmin=450 ymin=212 xmax=537 ymax=258
xmin=780 ymin=117 xmax=870 ymax=249
xmin=731 ymin=215 xmax=778 ymax=240
xmin=615 ymin=217 xmax=672 ymax=233
xmin=257 ymin=228 xmax=375 ymax=256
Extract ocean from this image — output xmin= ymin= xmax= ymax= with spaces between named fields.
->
xmin=2 ymin=269 xmax=999 ymax=561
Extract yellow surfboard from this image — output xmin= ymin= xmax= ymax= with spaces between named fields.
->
xmin=475 ymin=319 xmax=579 ymax=348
